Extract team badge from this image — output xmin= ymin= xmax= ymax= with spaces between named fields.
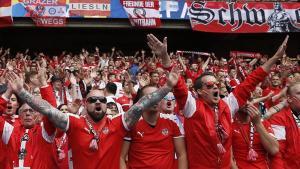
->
xmin=161 ymin=128 xmax=169 ymax=136
xmin=102 ymin=127 xmax=109 ymax=134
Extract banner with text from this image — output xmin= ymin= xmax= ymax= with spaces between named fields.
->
xmin=122 ymin=0 xmax=161 ymax=28
xmin=69 ymin=0 xmax=111 ymax=17
xmin=188 ymin=1 xmax=300 ymax=33
xmin=20 ymin=0 xmax=67 ymax=27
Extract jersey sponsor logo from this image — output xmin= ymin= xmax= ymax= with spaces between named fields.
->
xmin=137 ymin=131 xmax=144 ymax=138
xmin=233 ymin=129 xmax=240 ymax=134
xmin=161 ymin=128 xmax=169 ymax=136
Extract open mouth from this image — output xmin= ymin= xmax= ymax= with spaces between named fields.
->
xmin=95 ymin=106 xmax=102 ymax=112
xmin=167 ymin=102 xmax=172 ymax=107
xmin=7 ymin=106 xmax=12 ymax=109
xmin=213 ymin=91 xmax=219 ymax=98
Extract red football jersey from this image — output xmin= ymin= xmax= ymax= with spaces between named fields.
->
xmin=232 ymin=120 xmax=273 ymax=169
xmin=126 ymin=113 xmax=184 ymax=169
xmin=66 ymin=114 xmax=128 ymax=169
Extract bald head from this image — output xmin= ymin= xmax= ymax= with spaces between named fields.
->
xmin=86 ymin=89 xmax=105 ymax=98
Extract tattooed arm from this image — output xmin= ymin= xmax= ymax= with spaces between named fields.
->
xmin=6 ymin=71 xmax=68 ymax=131
xmin=18 ymin=89 xmax=68 ymax=130
xmin=124 ymin=65 xmax=180 ymax=129
xmin=124 ymin=85 xmax=172 ymax=128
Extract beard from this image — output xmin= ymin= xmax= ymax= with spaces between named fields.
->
xmin=87 ymin=109 xmax=106 ymax=122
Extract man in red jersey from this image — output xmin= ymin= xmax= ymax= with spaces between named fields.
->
xmin=6 ymin=61 xmax=180 ymax=169
xmin=120 ymin=84 xmax=187 ymax=169
xmin=146 ymin=33 xmax=289 ymax=169
xmin=268 ymin=81 xmax=300 ymax=169
xmin=0 ymin=103 xmax=56 ymax=169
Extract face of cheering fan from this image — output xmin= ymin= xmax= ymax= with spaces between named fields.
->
xmin=287 ymin=83 xmax=300 ymax=113
xmin=86 ymin=90 xmax=107 ymax=122
xmin=6 ymin=94 xmax=20 ymax=116
xmin=198 ymin=75 xmax=220 ymax=106
xmin=159 ymin=92 xmax=176 ymax=114
xmin=19 ymin=104 xmax=39 ymax=129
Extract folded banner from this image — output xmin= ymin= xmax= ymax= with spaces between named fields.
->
xmin=69 ymin=0 xmax=111 ymax=17
xmin=20 ymin=0 xmax=67 ymax=27
xmin=188 ymin=1 xmax=300 ymax=33
xmin=0 ymin=0 xmax=13 ymax=27
xmin=121 ymin=0 xmax=161 ymax=28
xmin=230 ymin=51 xmax=258 ymax=58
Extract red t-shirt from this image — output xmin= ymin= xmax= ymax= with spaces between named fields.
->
xmin=126 ymin=113 xmax=184 ymax=169
xmin=262 ymin=86 xmax=282 ymax=108
xmin=66 ymin=114 xmax=128 ymax=169
xmin=116 ymin=95 xmax=132 ymax=112
xmin=268 ymin=108 xmax=300 ymax=169
xmin=232 ymin=120 xmax=273 ymax=169
xmin=185 ymin=69 xmax=203 ymax=82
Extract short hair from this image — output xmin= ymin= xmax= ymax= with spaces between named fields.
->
xmin=133 ymin=85 xmax=158 ymax=104
xmin=194 ymin=72 xmax=216 ymax=90
xmin=150 ymin=71 xmax=159 ymax=77
xmin=287 ymin=81 xmax=300 ymax=95
xmin=105 ymin=82 xmax=117 ymax=95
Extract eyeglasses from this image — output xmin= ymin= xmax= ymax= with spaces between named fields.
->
xmin=86 ymin=96 xmax=107 ymax=104
xmin=163 ymin=96 xmax=175 ymax=101
xmin=21 ymin=109 xmax=35 ymax=114
xmin=203 ymin=81 xmax=220 ymax=89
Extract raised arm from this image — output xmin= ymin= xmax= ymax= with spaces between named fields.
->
xmin=224 ymin=35 xmax=289 ymax=115
xmin=7 ymin=71 xmax=68 ymax=131
xmin=123 ymin=66 xmax=180 ymax=129
xmin=147 ymin=34 xmax=171 ymax=68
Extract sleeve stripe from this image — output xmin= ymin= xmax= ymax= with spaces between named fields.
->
xmin=2 ymin=121 xmax=13 ymax=144
xmin=183 ymin=91 xmax=196 ymax=118
xmin=223 ymin=92 xmax=239 ymax=117
xmin=173 ymin=135 xmax=185 ymax=139
xmin=271 ymin=124 xmax=286 ymax=140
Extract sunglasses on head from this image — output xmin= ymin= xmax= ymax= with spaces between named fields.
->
xmin=203 ymin=81 xmax=220 ymax=89
xmin=163 ymin=96 xmax=175 ymax=101
xmin=86 ymin=96 xmax=107 ymax=104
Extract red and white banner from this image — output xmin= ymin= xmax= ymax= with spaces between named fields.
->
xmin=188 ymin=1 xmax=300 ymax=33
xmin=230 ymin=51 xmax=258 ymax=58
xmin=69 ymin=0 xmax=111 ymax=17
xmin=20 ymin=0 xmax=67 ymax=27
xmin=0 ymin=0 xmax=13 ymax=27
xmin=121 ymin=0 xmax=161 ymax=28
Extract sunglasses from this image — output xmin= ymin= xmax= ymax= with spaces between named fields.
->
xmin=203 ymin=81 xmax=220 ymax=89
xmin=86 ymin=96 xmax=107 ymax=104
xmin=163 ymin=96 xmax=175 ymax=101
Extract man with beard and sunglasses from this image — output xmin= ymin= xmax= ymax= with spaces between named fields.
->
xmin=146 ymin=33 xmax=289 ymax=169
xmin=268 ymin=81 xmax=300 ymax=169
xmin=5 ymin=62 xmax=180 ymax=169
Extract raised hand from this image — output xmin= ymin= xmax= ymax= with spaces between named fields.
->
xmin=6 ymin=71 xmax=24 ymax=93
xmin=246 ymin=104 xmax=262 ymax=125
xmin=167 ymin=65 xmax=180 ymax=88
xmin=147 ymin=34 xmax=171 ymax=67
xmin=274 ymin=35 xmax=289 ymax=58
xmin=69 ymin=73 xmax=77 ymax=85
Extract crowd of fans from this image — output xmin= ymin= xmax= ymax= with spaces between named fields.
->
xmin=0 ymin=34 xmax=299 ymax=169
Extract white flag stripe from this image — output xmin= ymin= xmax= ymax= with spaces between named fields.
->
xmin=123 ymin=8 xmax=160 ymax=18
xmin=0 ymin=7 xmax=11 ymax=17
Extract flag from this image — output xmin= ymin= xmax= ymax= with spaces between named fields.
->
xmin=0 ymin=0 xmax=13 ymax=27
xmin=69 ymin=0 xmax=111 ymax=17
xmin=20 ymin=0 xmax=67 ymax=27
xmin=122 ymin=0 xmax=161 ymax=28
